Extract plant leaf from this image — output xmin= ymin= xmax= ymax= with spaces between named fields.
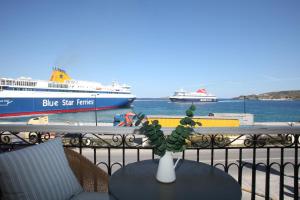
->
xmin=186 ymin=109 xmax=194 ymax=117
xmin=190 ymin=104 xmax=196 ymax=111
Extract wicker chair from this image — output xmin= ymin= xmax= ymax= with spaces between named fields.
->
xmin=64 ymin=148 xmax=109 ymax=193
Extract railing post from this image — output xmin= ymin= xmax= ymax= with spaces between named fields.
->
xmin=238 ymin=148 xmax=243 ymax=186
xmin=152 ymin=149 xmax=154 ymax=160
xmin=122 ymin=135 xmax=125 ymax=167
xmin=265 ymin=148 xmax=270 ymax=200
xmin=93 ymin=148 xmax=97 ymax=165
xmin=294 ymin=134 xmax=299 ymax=200
xmin=37 ymin=132 xmax=42 ymax=144
xmin=137 ymin=148 xmax=140 ymax=162
xmin=78 ymin=133 xmax=83 ymax=185
xmin=225 ymin=148 xmax=228 ymax=173
xmin=211 ymin=135 xmax=215 ymax=166
xmin=251 ymin=134 xmax=257 ymax=200
xmin=79 ymin=133 xmax=82 ymax=155
xmin=279 ymin=147 xmax=284 ymax=200
xmin=108 ymin=148 xmax=111 ymax=175
xmin=93 ymin=148 xmax=98 ymax=191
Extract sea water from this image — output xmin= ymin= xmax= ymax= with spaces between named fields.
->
xmin=0 ymin=99 xmax=299 ymax=123
xmin=132 ymin=98 xmax=300 ymax=122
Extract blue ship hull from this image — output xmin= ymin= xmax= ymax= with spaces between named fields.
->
xmin=0 ymin=97 xmax=135 ymax=117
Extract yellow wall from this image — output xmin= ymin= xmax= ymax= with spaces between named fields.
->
xmin=147 ymin=117 xmax=240 ymax=127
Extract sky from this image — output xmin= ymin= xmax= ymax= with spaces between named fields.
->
xmin=0 ymin=0 xmax=299 ymax=98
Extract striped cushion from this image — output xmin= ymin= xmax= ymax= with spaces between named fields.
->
xmin=0 ymin=138 xmax=83 ymax=200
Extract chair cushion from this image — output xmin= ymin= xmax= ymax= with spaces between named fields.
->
xmin=0 ymin=138 xmax=83 ymax=200
xmin=70 ymin=192 xmax=114 ymax=200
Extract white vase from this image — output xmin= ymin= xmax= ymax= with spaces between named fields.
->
xmin=156 ymin=151 xmax=179 ymax=183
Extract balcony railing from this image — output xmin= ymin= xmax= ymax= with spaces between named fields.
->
xmin=0 ymin=124 xmax=299 ymax=200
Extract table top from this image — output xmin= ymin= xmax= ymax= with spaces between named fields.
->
xmin=109 ymin=159 xmax=241 ymax=200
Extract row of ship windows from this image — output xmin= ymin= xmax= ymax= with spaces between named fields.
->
xmin=48 ymin=83 xmax=68 ymax=88
xmin=3 ymin=87 xmax=129 ymax=94
xmin=1 ymin=81 xmax=69 ymax=89
xmin=0 ymin=80 xmax=37 ymax=87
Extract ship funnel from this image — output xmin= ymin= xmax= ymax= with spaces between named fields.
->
xmin=49 ymin=67 xmax=71 ymax=83
xmin=196 ymin=89 xmax=207 ymax=94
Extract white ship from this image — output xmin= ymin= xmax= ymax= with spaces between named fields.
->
xmin=0 ymin=68 xmax=136 ymax=117
xmin=169 ymin=89 xmax=217 ymax=102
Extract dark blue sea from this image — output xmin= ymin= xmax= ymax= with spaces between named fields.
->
xmin=1 ymin=98 xmax=300 ymax=123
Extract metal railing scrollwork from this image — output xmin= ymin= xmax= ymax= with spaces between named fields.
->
xmin=0 ymin=125 xmax=299 ymax=200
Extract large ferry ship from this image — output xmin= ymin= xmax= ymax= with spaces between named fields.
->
xmin=0 ymin=68 xmax=136 ymax=117
xmin=169 ymin=88 xmax=217 ymax=102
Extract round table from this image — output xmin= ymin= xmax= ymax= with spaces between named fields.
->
xmin=109 ymin=159 xmax=241 ymax=200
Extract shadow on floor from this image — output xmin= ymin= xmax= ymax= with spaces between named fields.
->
xmin=284 ymin=184 xmax=298 ymax=199
xmin=240 ymin=160 xmax=298 ymax=179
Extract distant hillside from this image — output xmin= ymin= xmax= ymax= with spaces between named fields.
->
xmin=234 ymin=90 xmax=300 ymax=100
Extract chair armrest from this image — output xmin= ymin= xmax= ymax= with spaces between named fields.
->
xmin=64 ymin=148 xmax=109 ymax=192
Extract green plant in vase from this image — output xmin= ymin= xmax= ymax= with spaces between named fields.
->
xmin=135 ymin=105 xmax=201 ymax=183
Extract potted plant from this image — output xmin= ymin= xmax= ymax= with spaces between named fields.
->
xmin=135 ymin=105 xmax=200 ymax=183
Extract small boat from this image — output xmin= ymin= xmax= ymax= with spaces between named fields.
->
xmin=169 ymin=88 xmax=217 ymax=102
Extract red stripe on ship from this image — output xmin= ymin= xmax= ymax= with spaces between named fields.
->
xmin=0 ymin=106 xmax=118 ymax=118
